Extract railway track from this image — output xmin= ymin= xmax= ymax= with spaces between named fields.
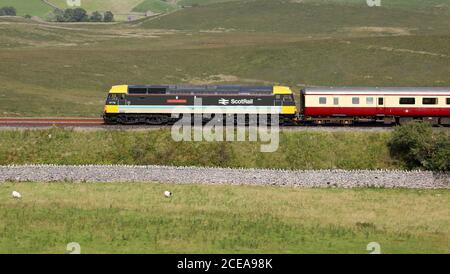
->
xmin=0 ymin=118 xmax=105 ymax=127
xmin=0 ymin=117 xmax=447 ymax=131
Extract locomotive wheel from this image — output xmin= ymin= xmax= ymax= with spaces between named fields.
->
xmin=117 ymin=115 xmax=138 ymax=125
xmin=145 ymin=115 xmax=169 ymax=125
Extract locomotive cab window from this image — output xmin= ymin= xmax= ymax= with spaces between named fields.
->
xmin=399 ymin=98 xmax=415 ymax=105
xmin=128 ymin=88 xmax=147 ymax=94
xmin=352 ymin=97 xmax=359 ymax=105
xmin=282 ymin=95 xmax=294 ymax=102
xmin=319 ymin=97 xmax=327 ymax=104
xmin=366 ymin=97 xmax=374 ymax=105
xmin=422 ymin=98 xmax=437 ymax=105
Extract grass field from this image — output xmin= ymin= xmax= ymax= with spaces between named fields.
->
xmin=304 ymin=0 xmax=450 ymax=9
xmin=48 ymin=0 xmax=240 ymax=14
xmin=132 ymin=0 xmax=177 ymax=13
xmin=1 ymin=20 xmax=450 ymax=116
xmin=0 ymin=0 xmax=53 ymax=17
xmin=0 ymin=128 xmax=398 ymax=170
xmin=140 ymin=0 xmax=450 ymax=33
xmin=0 ymin=182 xmax=448 ymax=253
xmin=50 ymin=0 xmax=144 ymax=13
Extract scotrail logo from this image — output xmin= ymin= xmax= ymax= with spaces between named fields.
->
xmin=218 ymin=98 xmax=229 ymax=105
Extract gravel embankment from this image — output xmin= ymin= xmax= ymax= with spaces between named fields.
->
xmin=1 ymin=165 xmax=449 ymax=189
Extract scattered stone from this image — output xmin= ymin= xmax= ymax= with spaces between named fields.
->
xmin=0 ymin=165 xmax=449 ymax=189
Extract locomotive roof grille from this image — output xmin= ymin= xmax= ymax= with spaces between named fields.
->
xmin=128 ymin=85 xmax=274 ymax=94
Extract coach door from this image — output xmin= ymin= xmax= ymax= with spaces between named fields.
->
xmin=376 ymin=97 xmax=385 ymax=115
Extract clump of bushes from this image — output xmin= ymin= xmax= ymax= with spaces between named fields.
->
xmin=388 ymin=122 xmax=450 ymax=171
xmin=0 ymin=6 xmax=16 ymax=16
xmin=53 ymin=8 xmax=114 ymax=22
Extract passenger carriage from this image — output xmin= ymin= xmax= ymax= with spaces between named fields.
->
xmin=301 ymin=87 xmax=450 ymax=125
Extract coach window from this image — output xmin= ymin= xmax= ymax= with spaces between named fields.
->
xmin=366 ymin=97 xmax=374 ymax=105
xmin=319 ymin=97 xmax=327 ymax=104
xmin=399 ymin=98 xmax=415 ymax=105
xmin=378 ymin=98 xmax=384 ymax=105
xmin=447 ymin=98 xmax=450 ymax=105
xmin=422 ymin=98 xmax=437 ymax=105
xmin=333 ymin=97 xmax=339 ymax=105
xmin=352 ymin=97 xmax=360 ymax=105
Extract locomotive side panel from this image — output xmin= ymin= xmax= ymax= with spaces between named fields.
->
xmin=103 ymin=85 xmax=297 ymax=124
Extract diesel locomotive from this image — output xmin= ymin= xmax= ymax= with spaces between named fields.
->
xmin=103 ymin=85 xmax=297 ymax=125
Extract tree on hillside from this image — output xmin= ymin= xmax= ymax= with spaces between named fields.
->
xmin=0 ymin=6 xmax=17 ymax=16
xmin=90 ymin=11 xmax=103 ymax=22
xmin=103 ymin=11 xmax=114 ymax=22
xmin=64 ymin=7 xmax=88 ymax=22
xmin=52 ymin=8 xmax=114 ymax=23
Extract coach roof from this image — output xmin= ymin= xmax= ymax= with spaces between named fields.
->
xmin=303 ymin=86 xmax=450 ymax=95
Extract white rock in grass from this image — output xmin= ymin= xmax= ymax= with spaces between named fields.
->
xmin=164 ymin=191 xmax=172 ymax=198
xmin=12 ymin=191 xmax=22 ymax=199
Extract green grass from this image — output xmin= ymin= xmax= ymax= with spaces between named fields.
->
xmin=305 ymin=0 xmax=450 ymax=8
xmin=177 ymin=0 xmax=240 ymax=6
xmin=0 ymin=182 xmax=449 ymax=253
xmin=132 ymin=0 xmax=177 ymax=13
xmin=0 ymin=0 xmax=53 ymax=17
xmin=0 ymin=128 xmax=398 ymax=170
xmin=49 ymin=0 xmax=144 ymax=13
xmin=140 ymin=0 xmax=450 ymax=33
xmin=1 ymin=22 xmax=450 ymax=116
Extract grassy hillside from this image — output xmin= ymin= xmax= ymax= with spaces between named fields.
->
xmin=48 ymin=0 xmax=239 ymax=14
xmin=177 ymin=0 xmax=240 ymax=6
xmin=140 ymin=0 xmax=450 ymax=34
xmin=1 ymin=182 xmax=449 ymax=253
xmin=305 ymin=0 xmax=450 ymax=9
xmin=1 ymin=0 xmax=450 ymax=117
xmin=1 ymin=18 xmax=450 ymax=116
xmin=0 ymin=0 xmax=53 ymax=17
xmin=49 ymin=0 xmax=143 ymax=13
xmin=132 ymin=0 xmax=177 ymax=13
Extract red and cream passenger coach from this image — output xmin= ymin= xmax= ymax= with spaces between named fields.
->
xmin=301 ymin=87 xmax=450 ymax=125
